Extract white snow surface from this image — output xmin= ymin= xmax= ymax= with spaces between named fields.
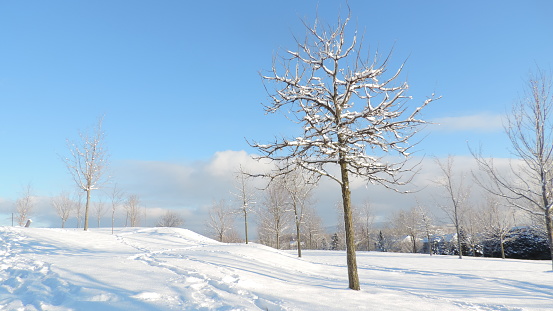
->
xmin=1 ymin=227 xmax=552 ymax=311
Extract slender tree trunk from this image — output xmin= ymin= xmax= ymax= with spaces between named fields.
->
xmin=84 ymin=189 xmax=91 ymax=231
xmin=500 ymin=235 xmax=506 ymax=259
xmin=426 ymin=231 xmax=432 ymax=256
xmin=296 ymin=221 xmax=302 ymax=257
xmin=546 ymin=209 xmax=553 ymax=270
xmin=339 ymin=158 xmax=360 ymax=290
xmin=455 ymin=225 xmax=462 ymax=259
xmin=454 ymin=208 xmax=462 ymax=259
xmin=244 ymin=211 xmax=249 ymax=244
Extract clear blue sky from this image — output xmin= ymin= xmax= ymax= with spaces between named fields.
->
xmin=1 ymin=1 xmax=552 ymax=227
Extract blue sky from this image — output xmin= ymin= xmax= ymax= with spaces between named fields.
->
xmin=1 ymin=1 xmax=552 ymax=229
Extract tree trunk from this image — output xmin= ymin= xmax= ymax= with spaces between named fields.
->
xmin=500 ymin=236 xmax=506 ymax=259
xmin=427 ymin=232 xmax=432 ymax=256
xmin=455 ymin=226 xmax=462 ymax=259
xmin=454 ymin=204 xmax=462 ymax=259
xmin=296 ymin=221 xmax=302 ymax=257
xmin=244 ymin=211 xmax=249 ymax=244
xmin=339 ymin=159 xmax=360 ymax=290
xmin=545 ymin=209 xmax=553 ymax=270
xmin=84 ymin=189 xmax=91 ymax=231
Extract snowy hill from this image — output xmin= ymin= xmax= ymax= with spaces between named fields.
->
xmin=1 ymin=227 xmax=552 ymax=310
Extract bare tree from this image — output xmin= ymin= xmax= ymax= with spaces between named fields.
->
xmin=52 ymin=191 xmax=74 ymax=228
xmin=157 ymin=210 xmax=185 ymax=227
xmin=435 ymin=156 xmax=470 ymax=259
xmin=416 ymin=204 xmax=435 ymax=256
xmin=257 ymin=178 xmax=291 ymax=249
xmin=391 ymin=207 xmax=422 ymax=253
xmin=74 ymin=191 xmax=84 ymax=228
xmin=481 ymin=195 xmax=516 ymax=259
xmin=302 ymin=205 xmax=324 ymax=249
xmin=473 ymin=69 xmax=553 ymax=268
xmin=124 ymin=194 xmax=141 ymax=227
xmin=233 ymin=165 xmax=255 ymax=244
xmin=63 ymin=117 xmax=109 ymax=231
xmin=15 ymin=184 xmax=34 ymax=226
xmin=358 ymin=201 xmax=374 ymax=251
xmin=94 ymin=200 xmax=106 ymax=228
xmin=108 ymin=184 xmax=124 ymax=234
xmin=250 ymin=13 xmax=437 ymax=289
xmin=463 ymin=206 xmax=484 ymax=257
xmin=282 ymin=167 xmax=316 ymax=257
xmin=207 ymin=200 xmax=237 ymax=242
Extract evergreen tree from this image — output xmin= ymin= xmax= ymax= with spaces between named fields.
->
xmin=377 ymin=231 xmax=386 ymax=252
xmin=331 ymin=233 xmax=340 ymax=251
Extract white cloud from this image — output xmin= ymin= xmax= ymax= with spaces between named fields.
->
xmin=112 ymin=150 xmax=274 ymax=234
xmin=432 ymin=113 xmax=505 ymax=132
xmin=2 ymin=151 xmax=512 ymax=237
xmin=206 ymin=150 xmax=259 ymax=177
xmin=100 ymin=153 xmax=511 ymax=233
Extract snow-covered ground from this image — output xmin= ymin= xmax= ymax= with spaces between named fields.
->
xmin=1 ymin=227 xmax=552 ymax=311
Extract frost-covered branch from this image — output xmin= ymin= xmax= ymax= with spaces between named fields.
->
xmin=472 ymin=68 xmax=553 ymax=269
xmin=63 ymin=117 xmax=109 ymax=231
xmin=250 ymin=11 xmax=438 ymax=290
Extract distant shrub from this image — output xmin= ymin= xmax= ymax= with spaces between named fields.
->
xmin=483 ymin=227 xmax=551 ymax=260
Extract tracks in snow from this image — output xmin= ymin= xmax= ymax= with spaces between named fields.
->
xmin=114 ymin=229 xmax=288 ymax=310
xmin=0 ymin=228 xmax=76 ymax=311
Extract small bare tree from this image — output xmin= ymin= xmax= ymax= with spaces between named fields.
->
xmin=15 ymin=184 xmax=34 ymax=226
xmin=108 ymin=184 xmax=124 ymax=234
xmin=473 ymin=69 xmax=553 ymax=268
xmin=63 ymin=117 xmax=109 ymax=231
xmin=157 ymin=210 xmax=185 ymax=227
xmin=94 ymin=200 xmax=106 ymax=228
xmin=124 ymin=194 xmax=141 ymax=227
xmin=74 ymin=191 xmax=84 ymax=228
xmin=250 ymin=13 xmax=437 ymax=289
xmin=52 ymin=191 xmax=74 ymax=228
xmin=358 ymin=201 xmax=374 ymax=251
xmin=435 ymin=156 xmax=470 ymax=259
xmin=416 ymin=203 xmax=435 ymax=256
xmin=391 ymin=207 xmax=422 ymax=253
xmin=258 ymin=178 xmax=291 ymax=249
xmin=233 ymin=165 xmax=256 ymax=244
xmin=481 ymin=195 xmax=516 ymax=259
xmin=207 ymin=200 xmax=237 ymax=242
xmin=302 ymin=205 xmax=324 ymax=249
xmin=282 ymin=167 xmax=317 ymax=257
xmin=463 ymin=206 xmax=484 ymax=257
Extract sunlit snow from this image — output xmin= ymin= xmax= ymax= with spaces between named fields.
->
xmin=1 ymin=227 xmax=552 ymax=310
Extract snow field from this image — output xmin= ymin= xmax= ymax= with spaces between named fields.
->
xmin=1 ymin=227 xmax=552 ymax=310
